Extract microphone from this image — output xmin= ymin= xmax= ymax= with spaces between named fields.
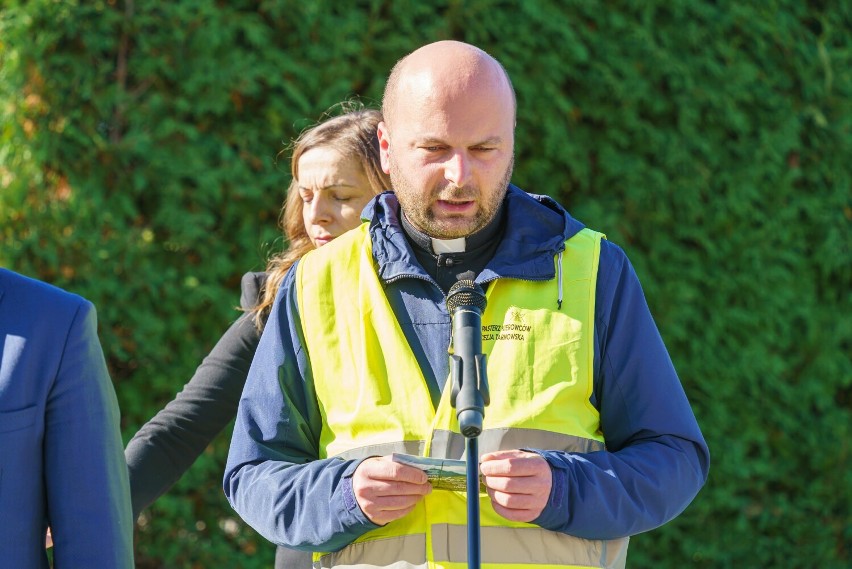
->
xmin=446 ymin=273 xmax=490 ymax=438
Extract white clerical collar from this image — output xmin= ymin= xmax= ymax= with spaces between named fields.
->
xmin=431 ymin=237 xmax=466 ymax=254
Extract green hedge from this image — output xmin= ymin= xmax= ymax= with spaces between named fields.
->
xmin=1 ymin=1 xmax=849 ymax=567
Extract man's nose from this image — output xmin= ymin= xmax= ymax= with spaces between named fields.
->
xmin=444 ymin=151 xmax=471 ymax=187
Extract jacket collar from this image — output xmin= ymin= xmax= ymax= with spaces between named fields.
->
xmin=364 ymin=185 xmax=585 ymax=284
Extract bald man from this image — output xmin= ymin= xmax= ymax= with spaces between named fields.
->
xmin=226 ymin=41 xmax=709 ymax=569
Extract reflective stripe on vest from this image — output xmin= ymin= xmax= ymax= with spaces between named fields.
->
xmin=298 ymin=225 xmax=627 ymax=569
xmin=334 ymin=428 xmax=604 ymax=462
xmin=316 ymin=527 xmax=627 ymax=568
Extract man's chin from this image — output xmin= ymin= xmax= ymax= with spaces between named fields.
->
xmin=428 ymin=218 xmax=483 ymax=239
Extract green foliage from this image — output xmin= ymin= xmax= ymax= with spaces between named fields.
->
xmin=1 ymin=0 xmax=849 ymax=567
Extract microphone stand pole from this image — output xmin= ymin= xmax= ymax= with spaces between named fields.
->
xmin=466 ymin=435 xmax=480 ymax=569
xmin=447 ymin=277 xmax=490 ymax=568
xmin=451 ymin=353 xmax=489 ymax=569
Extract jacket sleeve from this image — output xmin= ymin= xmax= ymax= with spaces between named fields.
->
xmin=125 ymin=273 xmax=263 ymax=518
xmin=224 ymin=264 xmax=378 ymax=551
xmin=532 ymin=241 xmax=710 ymax=539
xmin=46 ymin=300 xmax=135 ymax=568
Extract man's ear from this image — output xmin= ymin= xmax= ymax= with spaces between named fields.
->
xmin=377 ymin=121 xmax=391 ymax=175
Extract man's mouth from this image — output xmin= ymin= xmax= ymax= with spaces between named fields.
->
xmin=436 ymin=199 xmax=475 ymax=214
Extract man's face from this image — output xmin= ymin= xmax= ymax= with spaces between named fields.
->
xmin=379 ymin=77 xmax=515 ymax=239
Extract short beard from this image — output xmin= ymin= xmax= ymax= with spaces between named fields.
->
xmin=390 ymin=155 xmax=514 ymax=239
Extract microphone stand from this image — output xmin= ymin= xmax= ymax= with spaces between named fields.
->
xmin=447 ymin=276 xmax=490 ymax=568
xmin=450 ymin=338 xmax=490 ymax=569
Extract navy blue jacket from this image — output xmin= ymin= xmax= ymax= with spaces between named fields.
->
xmin=0 ymin=269 xmax=134 ymax=568
xmin=224 ymin=187 xmax=710 ymax=551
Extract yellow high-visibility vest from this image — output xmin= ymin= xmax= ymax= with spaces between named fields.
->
xmin=297 ymin=224 xmax=627 ymax=569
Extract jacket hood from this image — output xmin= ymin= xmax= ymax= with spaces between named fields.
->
xmin=363 ymin=185 xmax=585 ymax=284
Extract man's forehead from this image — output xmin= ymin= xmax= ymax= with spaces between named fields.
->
xmin=389 ymin=86 xmax=513 ymax=140
xmin=397 ymin=63 xmax=495 ymax=101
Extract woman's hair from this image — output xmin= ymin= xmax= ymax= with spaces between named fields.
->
xmin=251 ymin=103 xmax=390 ymax=328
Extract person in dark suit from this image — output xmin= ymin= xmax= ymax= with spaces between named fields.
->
xmin=0 ymin=268 xmax=134 ymax=568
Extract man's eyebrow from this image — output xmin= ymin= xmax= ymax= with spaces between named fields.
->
xmin=471 ymin=136 xmax=504 ymax=146
xmin=413 ymin=136 xmax=504 ymax=146
xmin=413 ymin=136 xmax=446 ymax=145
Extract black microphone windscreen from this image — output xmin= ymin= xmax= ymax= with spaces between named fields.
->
xmin=446 ymin=278 xmax=487 ymax=312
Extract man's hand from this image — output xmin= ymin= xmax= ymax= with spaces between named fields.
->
xmin=352 ymin=456 xmax=432 ymax=525
xmin=480 ymin=449 xmax=552 ymax=522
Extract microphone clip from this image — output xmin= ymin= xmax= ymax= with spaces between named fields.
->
xmin=450 ymin=352 xmax=490 ymax=410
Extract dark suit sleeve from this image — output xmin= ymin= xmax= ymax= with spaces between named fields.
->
xmin=124 ymin=273 xmax=264 ymax=518
xmin=46 ymin=300 xmax=134 ymax=567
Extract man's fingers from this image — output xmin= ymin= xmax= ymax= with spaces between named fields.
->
xmin=479 ymin=452 xmax=547 ymax=477
xmin=367 ymin=503 xmax=419 ymax=526
xmin=359 ymin=457 xmax=429 ymax=484
xmin=481 ymin=449 xmax=533 ymax=462
xmin=357 ymin=491 xmax=428 ymax=513
xmin=482 ymin=474 xmax=548 ymax=494
xmin=354 ymin=453 xmax=550 ymax=526
xmin=479 ymin=450 xmax=552 ymax=523
xmin=489 ymin=499 xmax=541 ymax=523
xmin=486 ymin=488 xmax=542 ymax=510
xmin=353 ymin=456 xmax=432 ymax=525
xmin=358 ymin=478 xmax=433 ymax=497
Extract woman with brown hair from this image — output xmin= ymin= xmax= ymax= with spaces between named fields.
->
xmin=124 ymin=104 xmax=390 ymax=568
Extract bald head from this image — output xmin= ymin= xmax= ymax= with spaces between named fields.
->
xmin=382 ymin=41 xmax=516 ymax=128
xmin=376 ymin=41 xmax=516 ymax=239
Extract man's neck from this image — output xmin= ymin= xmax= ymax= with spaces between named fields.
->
xmin=431 ymin=236 xmax=466 ymax=254
xmin=399 ymin=206 xmax=505 ymax=293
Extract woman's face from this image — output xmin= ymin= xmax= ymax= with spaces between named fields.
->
xmin=297 ymin=146 xmax=375 ymax=248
